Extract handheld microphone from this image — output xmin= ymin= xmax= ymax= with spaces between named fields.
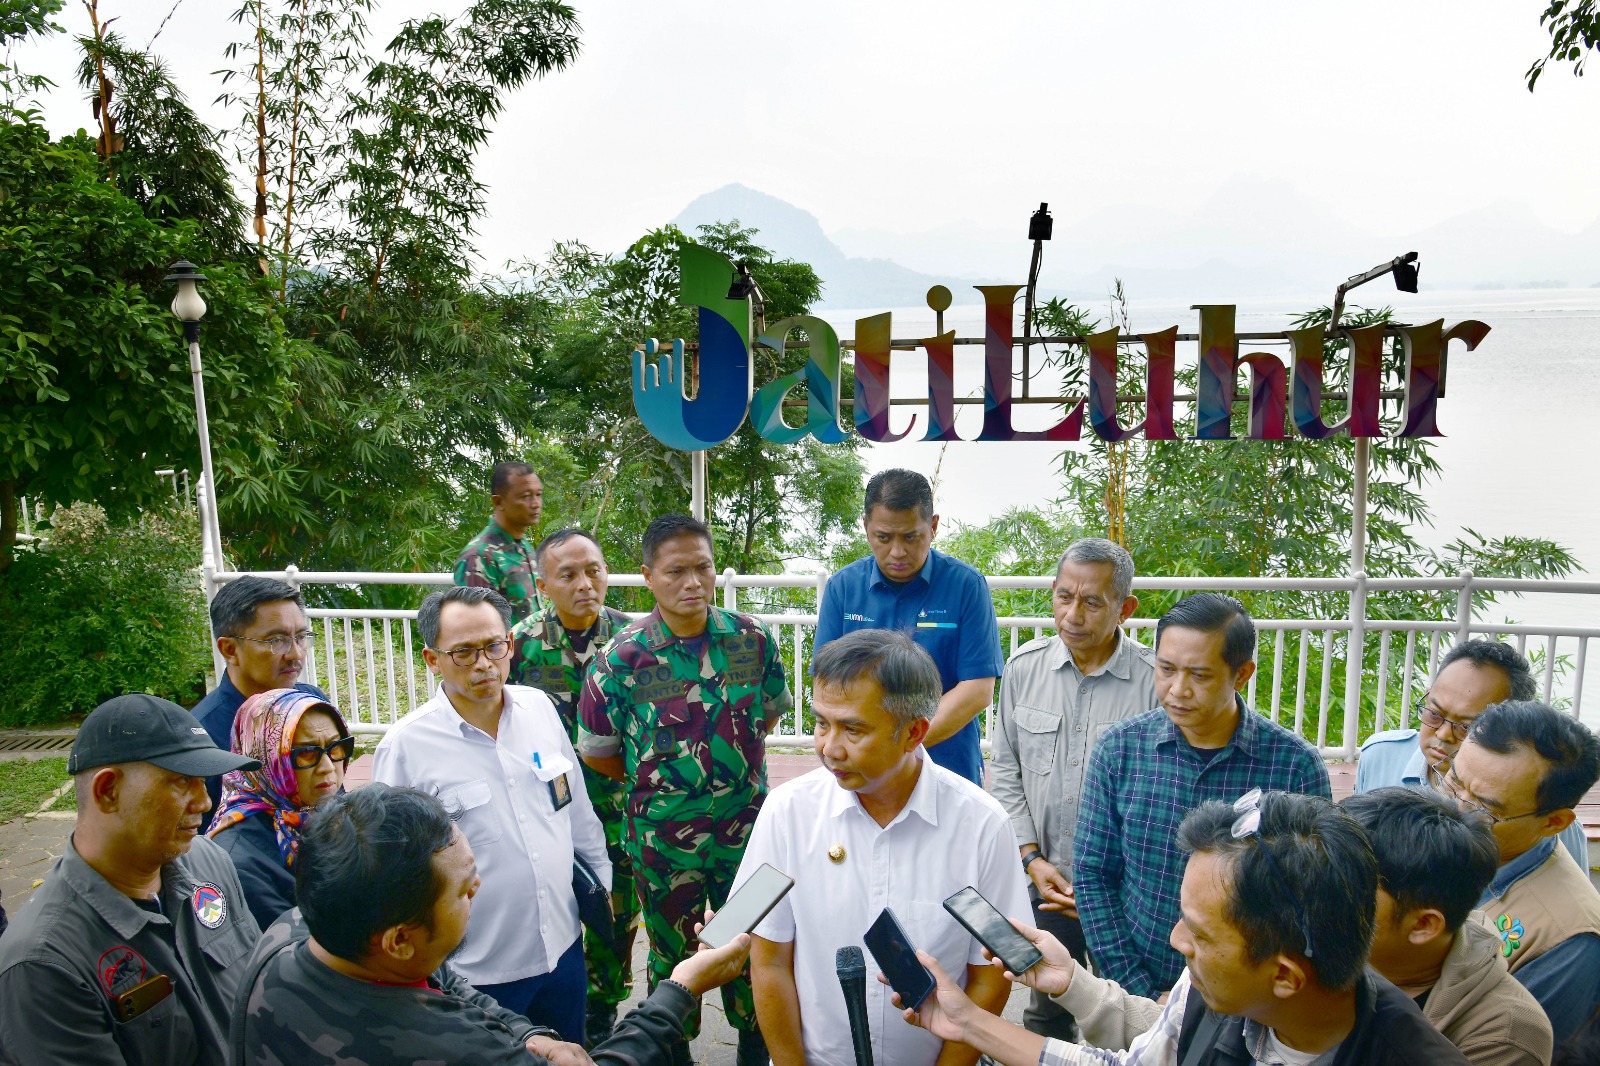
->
xmin=836 ymin=945 xmax=873 ymax=1066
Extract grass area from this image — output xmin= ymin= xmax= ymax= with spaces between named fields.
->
xmin=0 ymin=757 xmax=72 ymax=822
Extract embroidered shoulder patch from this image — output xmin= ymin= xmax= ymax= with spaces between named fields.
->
xmin=192 ymin=883 xmax=227 ymax=929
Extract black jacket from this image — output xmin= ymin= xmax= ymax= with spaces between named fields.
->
xmin=1177 ymin=969 xmax=1472 ymax=1066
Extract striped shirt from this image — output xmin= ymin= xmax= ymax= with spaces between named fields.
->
xmin=1074 ymin=699 xmax=1331 ymax=997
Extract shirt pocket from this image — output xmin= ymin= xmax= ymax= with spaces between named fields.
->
xmin=1014 ymin=704 xmax=1063 ymax=775
xmin=199 ymin=910 xmax=255 ymax=970
xmin=438 ymin=778 xmax=502 ymax=849
xmin=900 ymin=899 xmax=973 ymax=976
xmin=113 ymin=987 xmax=198 ymax=1066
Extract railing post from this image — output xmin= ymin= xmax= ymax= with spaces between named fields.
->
xmin=1454 ymin=569 xmax=1475 ymax=644
xmin=1343 ymin=571 xmax=1367 ymax=762
xmin=722 ymin=567 xmax=738 ymax=612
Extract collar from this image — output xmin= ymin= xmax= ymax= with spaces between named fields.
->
xmin=1482 ymin=836 xmax=1557 ymax=903
xmin=440 ymin=687 xmax=511 ymax=742
xmin=60 ymin=836 xmax=192 ymax=941
xmin=484 ymin=517 xmax=528 ymax=547
xmin=1154 ymin=694 xmax=1256 ymax=755
xmin=538 ymin=604 xmax=622 ymax=650
xmin=215 ymin=670 xmax=245 ymax=704
xmin=1400 ymin=743 xmax=1429 ymax=787
xmin=1239 ymin=973 xmax=1369 ymax=1065
xmin=868 ymin=548 xmax=940 ymax=594
xmin=826 ymin=747 xmax=940 ymax=829
xmin=642 ymin=605 xmax=735 ymax=651
xmin=1049 ymin=629 xmax=1134 ymax=680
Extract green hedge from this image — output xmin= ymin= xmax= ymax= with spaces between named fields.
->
xmin=0 ymin=502 xmax=208 ymax=726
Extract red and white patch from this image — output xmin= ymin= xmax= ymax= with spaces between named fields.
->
xmin=97 ymin=946 xmax=147 ymax=996
xmin=192 ymin=883 xmax=227 ymax=929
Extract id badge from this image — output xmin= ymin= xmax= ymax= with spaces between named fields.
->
xmin=548 ymin=773 xmax=572 ymax=811
xmin=112 ymin=974 xmax=173 ymax=1022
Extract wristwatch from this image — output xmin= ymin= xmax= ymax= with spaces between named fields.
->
xmin=1020 ymin=848 xmax=1044 ymax=873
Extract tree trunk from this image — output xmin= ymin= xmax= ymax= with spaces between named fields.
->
xmin=0 ymin=480 xmax=18 ymax=572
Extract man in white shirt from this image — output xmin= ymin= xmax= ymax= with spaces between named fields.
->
xmin=373 ymin=585 xmax=610 ymax=1043
xmin=738 ymin=628 xmax=1029 ymax=1066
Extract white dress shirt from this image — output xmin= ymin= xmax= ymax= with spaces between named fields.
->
xmin=372 ymin=683 xmax=611 ymax=986
xmin=734 ymin=748 xmax=1030 ymax=1066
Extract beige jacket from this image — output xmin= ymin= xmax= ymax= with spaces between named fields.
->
xmin=1055 ymin=921 xmax=1551 ymax=1066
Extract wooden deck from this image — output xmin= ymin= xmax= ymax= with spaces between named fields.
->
xmin=344 ymin=754 xmax=1600 ymax=845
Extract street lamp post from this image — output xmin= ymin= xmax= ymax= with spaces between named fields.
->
xmin=163 ymin=260 xmax=224 ymax=577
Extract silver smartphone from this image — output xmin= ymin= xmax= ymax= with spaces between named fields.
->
xmin=698 ymin=863 xmax=795 ymax=948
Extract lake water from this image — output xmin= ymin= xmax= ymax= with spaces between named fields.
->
xmin=813 ymin=287 xmax=1600 ymax=715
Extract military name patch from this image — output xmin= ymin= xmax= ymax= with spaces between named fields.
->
xmin=632 ymin=664 xmax=683 ymax=704
xmin=192 ymin=883 xmax=227 ymax=929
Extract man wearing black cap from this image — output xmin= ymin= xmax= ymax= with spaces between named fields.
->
xmin=0 ymin=693 xmax=264 ymax=1065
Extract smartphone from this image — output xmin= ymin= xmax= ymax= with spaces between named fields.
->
xmin=698 ymin=863 xmax=795 ymax=948
xmin=943 ymin=886 xmax=1043 ymax=974
xmin=864 ymin=907 xmax=937 ymax=1010
xmin=112 ymin=974 xmax=172 ymax=1022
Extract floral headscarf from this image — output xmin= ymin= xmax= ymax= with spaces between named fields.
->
xmin=206 ymin=688 xmax=350 ymax=869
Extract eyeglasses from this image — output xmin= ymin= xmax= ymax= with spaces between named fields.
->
xmin=431 ymin=640 xmax=512 ymax=668
xmin=1428 ymin=761 xmax=1547 ymax=826
xmin=235 ymin=632 xmax=314 ymax=655
xmin=289 ymin=736 xmax=356 ymax=770
xmin=1415 ymin=696 xmax=1474 ymax=742
xmin=1230 ymin=788 xmax=1315 ymax=959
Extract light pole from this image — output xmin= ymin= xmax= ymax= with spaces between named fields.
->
xmin=164 ymin=260 xmax=224 ymax=574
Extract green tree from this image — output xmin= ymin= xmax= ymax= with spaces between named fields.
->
xmin=1528 ymin=0 xmax=1598 ymax=88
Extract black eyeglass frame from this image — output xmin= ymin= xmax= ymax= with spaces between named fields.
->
xmin=429 ymin=640 xmax=513 ymax=668
xmin=1414 ymin=695 xmax=1474 ymax=742
xmin=288 ymin=735 xmax=357 ymax=770
xmin=1230 ymin=787 xmax=1316 ymax=960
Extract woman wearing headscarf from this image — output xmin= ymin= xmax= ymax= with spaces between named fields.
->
xmin=207 ymin=687 xmax=355 ymax=929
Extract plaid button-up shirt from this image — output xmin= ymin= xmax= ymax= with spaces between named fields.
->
xmin=1074 ymin=698 xmax=1331 ymax=997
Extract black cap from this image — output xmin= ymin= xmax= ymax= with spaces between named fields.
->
xmin=68 ymin=693 xmax=262 ymax=777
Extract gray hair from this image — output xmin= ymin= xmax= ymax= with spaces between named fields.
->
xmin=1056 ymin=538 xmax=1135 ymax=603
xmin=811 ymin=629 xmax=941 ymax=731
xmin=417 ymin=586 xmax=512 ymax=649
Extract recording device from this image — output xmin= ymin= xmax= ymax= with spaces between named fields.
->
xmin=863 ymin=907 xmax=936 ymax=1010
xmin=942 ymin=886 xmax=1043 ymax=974
xmin=835 ymin=946 xmax=874 ymax=1066
xmin=697 ymin=863 xmax=795 ymax=948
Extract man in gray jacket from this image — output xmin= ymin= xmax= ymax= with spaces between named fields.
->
xmin=990 ymin=538 xmax=1155 ymax=1040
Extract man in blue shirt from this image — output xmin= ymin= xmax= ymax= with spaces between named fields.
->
xmin=1073 ymin=593 xmax=1332 ymax=998
xmin=190 ymin=576 xmax=328 ymax=829
xmin=814 ymin=469 xmax=1003 ymax=785
xmin=1357 ymin=639 xmax=1588 ymax=869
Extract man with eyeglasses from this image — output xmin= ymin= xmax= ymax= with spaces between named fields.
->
xmin=373 ymin=585 xmax=610 ymax=1042
xmin=1440 ymin=700 xmax=1600 ymax=1045
xmin=191 ymin=575 xmax=328 ymax=829
xmin=890 ymin=791 xmax=1471 ymax=1065
xmin=1355 ymin=640 xmax=1587 ymax=868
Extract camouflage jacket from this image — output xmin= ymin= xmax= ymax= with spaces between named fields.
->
xmin=510 ymin=603 xmax=634 ymax=733
xmin=577 ymin=606 xmax=793 ymax=826
xmin=453 ymin=518 xmax=540 ymax=623
xmin=230 ymin=909 xmax=700 ymax=1066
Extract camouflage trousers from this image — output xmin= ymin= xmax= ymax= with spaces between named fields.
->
xmin=630 ymin=808 xmax=760 ymax=1038
xmin=587 ymin=775 xmax=640 ymax=1010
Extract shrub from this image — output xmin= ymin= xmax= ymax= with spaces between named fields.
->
xmin=0 ymin=501 xmax=208 ymax=725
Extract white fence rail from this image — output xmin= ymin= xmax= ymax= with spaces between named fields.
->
xmin=211 ymin=566 xmax=1600 ymax=759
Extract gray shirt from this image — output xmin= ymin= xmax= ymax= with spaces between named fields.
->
xmin=990 ymin=631 xmax=1157 ymax=872
xmin=0 ymin=834 xmax=260 ymax=1066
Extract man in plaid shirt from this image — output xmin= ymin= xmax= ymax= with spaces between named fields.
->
xmin=1074 ymin=594 xmax=1331 ymax=997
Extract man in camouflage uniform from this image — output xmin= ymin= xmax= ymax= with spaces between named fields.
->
xmin=510 ymin=527 xmax=639 ymax=1045
xmin=454 ymin=460 xmax=543 ymax=623
xmin=579 ymin=514 xmax=792 ymax=1066
xmin=234 ymin=784 xmax=756 ymax=1066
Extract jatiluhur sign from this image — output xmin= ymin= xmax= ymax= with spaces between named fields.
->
xmin=630 ymin=245 xmax=1490 ymax=452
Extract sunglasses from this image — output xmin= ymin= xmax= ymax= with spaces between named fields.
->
xmin=289 ymin=736 xmax=356 ymax=770
xmin=1230 ymin=788 xmax=1315 ymax=959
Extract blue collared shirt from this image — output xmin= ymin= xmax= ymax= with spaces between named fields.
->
xmin=815 ymin=548 xmax=1004 ymax=785
xmin=1074 ymin=699 xmax=1333 ymax=997
xmin=1358 ymin=728 xmax=1589 ymax=868
xmin=1478 ymin=836 xmax=1600 ymax=1044
xmin=190 ymin=672 xmax=328 ymax=829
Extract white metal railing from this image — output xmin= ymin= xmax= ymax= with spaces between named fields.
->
xmin=208 ymin=566 xmax=1600 ymax=758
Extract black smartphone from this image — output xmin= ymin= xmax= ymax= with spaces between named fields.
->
xmin=864 ymin=907 xmax=937 ymax=1010
xmin=698 ymin=863 xmax=795 ymax=948
xmin=942 ymin=886 xmax=1043 ymax=974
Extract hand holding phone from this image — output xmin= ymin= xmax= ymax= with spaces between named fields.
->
xmin=697 ymin=863 xmax=794 ymax=948
xmin=942 ymin=886 xmax=1043 ymax=975
xmin=864 ymin=907 xmax=937 ymax=1010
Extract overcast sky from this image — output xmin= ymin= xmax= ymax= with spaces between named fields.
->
xmin=13 ymin=0 xmax=1598 ymax=272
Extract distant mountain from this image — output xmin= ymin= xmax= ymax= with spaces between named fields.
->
xmin=671 ymin=181 xmax=1600 ymax=309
